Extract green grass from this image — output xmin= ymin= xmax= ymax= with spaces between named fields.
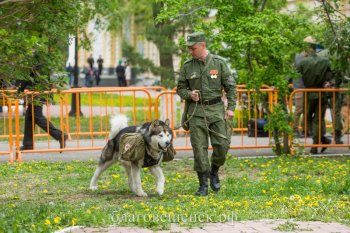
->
xmin=0 ymin=155 xmax=349 ymax=232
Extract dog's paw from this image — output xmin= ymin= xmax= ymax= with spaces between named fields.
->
xmin=157 ymin=188 xmax=164 ymax=195
xmin=136 ymin=190 xmax=148 ymax=197
xmin=90 ymin=185 xmax=98 ymax=190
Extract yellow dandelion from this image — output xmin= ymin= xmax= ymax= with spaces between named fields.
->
xmin=265 ymin=201 xmax=273 ymax=207
xmin=54 ymin=216 xmax=61 ymax=224
xmin=86 ymin=209 xmax=91 ymax=214
xmin=112 ymin=174 xmax=120 ymax=179
xmin=338 ymin=202 xmax=345 ymax=209
xmin=71 ymin=218 xmax=77 ymax=226
xmin=44 ymin=219 xmax=51 ymax=225
xmin=43 ymin=189 xmax=48 ymax=193
xmin=123 ymin=204 xmax=129 ymax=209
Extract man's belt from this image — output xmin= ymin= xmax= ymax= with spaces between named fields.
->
xmin=198 ymin=97 xmax=222 ymax=105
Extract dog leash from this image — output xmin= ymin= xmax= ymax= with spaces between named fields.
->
xmin=177 ymin=91 xmax=227 ymax=139
xmin=197 ymin=91 xmax=228 ymax=139
xmin=174 ymin=100 xmax=198 ymax=130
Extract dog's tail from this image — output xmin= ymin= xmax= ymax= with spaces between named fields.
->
xmin=108 ymin=115 xmax=128 ymax=139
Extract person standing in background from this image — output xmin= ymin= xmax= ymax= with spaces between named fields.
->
xmin=87 ymin=54 xmax=94 ymax=70
xmin=66 ymin=63 xmax=74 ymax=87
xmin=116 ymin=60 xmax=126 ymax=87
xmin=97 ymin=55 xmax=104 ymax=75
xmin=83 ymin=64 xmax=94 ymax=87
xmin=94 ymin=68 xmax=101 ymax=86
xmin=296 ymin=37 xmax=332 ymax=154
xmin=18 ymin=53 xmax=68 ymax=151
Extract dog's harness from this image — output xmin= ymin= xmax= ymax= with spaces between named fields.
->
xmin=119 ymin=133 xmax=175 ymax=166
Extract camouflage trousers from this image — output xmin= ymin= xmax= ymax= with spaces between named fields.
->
xmin=189 ymin=115 xmax=231 ymax=173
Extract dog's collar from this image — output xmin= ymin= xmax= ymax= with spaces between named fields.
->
xmin=142 ymin=151 xmax=162 ymax=168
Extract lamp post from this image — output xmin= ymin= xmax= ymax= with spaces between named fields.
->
xmin=69 ymin=31 xmax=83 ymax=116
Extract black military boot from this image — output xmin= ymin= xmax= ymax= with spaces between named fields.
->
xmin=195 ymin=172 xmax=209 ymax=196
xmin=210 ymin=165 xmax=220 ymax=192
xmin=321 ymin=136 xmax=331 ymax=153
xmin=335 ymin=130 xmax=344 ymax=144
xmin=310 ymin=147 xmax=317 ymax=154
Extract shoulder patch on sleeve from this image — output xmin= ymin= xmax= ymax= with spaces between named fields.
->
xmin=183 ymin=58 xmax=193 ymax=65
xmin=211 ymin=54 xmax=226 ymax=61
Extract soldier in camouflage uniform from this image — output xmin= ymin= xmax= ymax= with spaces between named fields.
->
xmin=177 ymin=32 xmax=236 ymax=196
xmin=296 ymin=40 xmax=332 ymax=154
xmin=317 ymin=48 xmax=345 ymax=144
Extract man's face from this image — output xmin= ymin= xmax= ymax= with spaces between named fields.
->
xmin=187 ymin=42 xmax=205 ymax=59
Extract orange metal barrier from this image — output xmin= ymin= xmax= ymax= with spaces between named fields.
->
xmin=289 ymin=88 xmax=350 ymax=151
xmin=1 ymin=86 xmax=349 ymax=162
xmin=13 ymin=87 xmax=154 ymax=161
xmin=0 ymin=92 xmax=18 ymax=162
xmin=154 ymin=86 xmax=278 ymax=150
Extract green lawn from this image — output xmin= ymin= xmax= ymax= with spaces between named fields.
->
xmin=0 ymin=155 xmax=349 ymax=232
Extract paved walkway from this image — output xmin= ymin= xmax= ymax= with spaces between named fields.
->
xmin=57 ymin=220 xmax=350 ymax=233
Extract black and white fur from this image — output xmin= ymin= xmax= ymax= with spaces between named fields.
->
xmin=89 ymin=115 xmax=173 ymax=197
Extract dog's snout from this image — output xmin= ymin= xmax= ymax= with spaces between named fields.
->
xmin=166 ymin=141 xmax=170 ymax=147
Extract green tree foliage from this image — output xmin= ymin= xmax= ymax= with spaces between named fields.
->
xmin=157 ymin=0 xmax=349 ymax=154
xmin=102 ymin=0 xmax=199 ymax=88
xmin=318 ymin=0 xmax=350 ymax=72
xmin=0 ymin=0 xmax=100 ymax=90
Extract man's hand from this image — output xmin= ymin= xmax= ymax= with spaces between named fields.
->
xmin=225 ymin=110 xmax=234 ymax=119
xmin=191 ymin=90 xmax=200 ymax=102
xmin=323 ymin=81 xmax=331 ymax=88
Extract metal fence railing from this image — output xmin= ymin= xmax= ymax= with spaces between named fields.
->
xmin=0 ymin=86 xmax=348 ymax=162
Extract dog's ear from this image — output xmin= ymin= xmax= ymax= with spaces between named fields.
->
xmin=165 ymin=119 xmax=170 ymax=126
xmin=149 ymin=120 xmax=159 ymax=130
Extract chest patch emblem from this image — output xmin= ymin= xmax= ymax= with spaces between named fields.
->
xmin=190 ymin=72 xmax=197 ymax=79
xmin=210 ymin=69 xmax=218 ymax=79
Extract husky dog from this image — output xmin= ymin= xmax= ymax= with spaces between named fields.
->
xmin=90 ymin=115 xmax=173 ymax=197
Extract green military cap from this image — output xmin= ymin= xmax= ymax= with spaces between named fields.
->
xmin=186 ymin=32 xmax=206 ymax=46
